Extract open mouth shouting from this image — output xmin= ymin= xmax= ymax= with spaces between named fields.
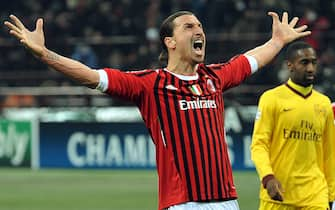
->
xmin=193 ymin=39 xmax=204 ymax=56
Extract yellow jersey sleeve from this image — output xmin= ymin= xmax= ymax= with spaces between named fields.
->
xmin=251 ymin=91 xmax=275 ymax=180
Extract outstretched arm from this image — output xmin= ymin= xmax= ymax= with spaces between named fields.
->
xmin=245 ymin=12 xmax=311 ymax=69
xmin=4 ymin=15 xmax=99 ymax=88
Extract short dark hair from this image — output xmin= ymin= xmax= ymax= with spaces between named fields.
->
xmin=286 ymin=41 xmax=313 ymax=61
xmin=158 ymin=11 xmax=194 ymax=63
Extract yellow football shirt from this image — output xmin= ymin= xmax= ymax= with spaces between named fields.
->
xmin=251 ymin=79 xmax=335 ymax=206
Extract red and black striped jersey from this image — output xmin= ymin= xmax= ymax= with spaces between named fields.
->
xmin=101 ymin=55 xmax=252 ymax=210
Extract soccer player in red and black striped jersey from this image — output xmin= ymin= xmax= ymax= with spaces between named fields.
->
xmin=5 ymin=10 xmax=311 ymax=210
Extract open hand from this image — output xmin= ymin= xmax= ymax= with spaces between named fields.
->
xmin=269 ymin=12 xmax=311 ymax=47
xmin=4 ymin=14 xmax=46 ymax=57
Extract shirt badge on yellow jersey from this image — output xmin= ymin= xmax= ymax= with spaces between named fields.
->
xmin=314 ymin=104 xmax=327 ymax=117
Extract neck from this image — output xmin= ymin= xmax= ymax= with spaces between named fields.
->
xmin=287 ymin=78 xmax=313 ymax=96
xmin=166 ymin=59 xmax=198 ymax=75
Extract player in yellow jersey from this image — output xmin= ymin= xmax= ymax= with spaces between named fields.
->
xmin=251 ymin=41 xmax=335 ymax=210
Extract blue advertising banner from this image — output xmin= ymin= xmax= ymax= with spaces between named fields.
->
xmin=39 ymin=122 xmax=156 ymax=168
xmin=39 ymin=108 xmax=256 ymax=170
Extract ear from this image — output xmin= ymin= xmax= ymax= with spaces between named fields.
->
xmin=287 ymin=61 xmax=293 ymax=72
xmin=164 ymin=37 xmax=176 ymax=50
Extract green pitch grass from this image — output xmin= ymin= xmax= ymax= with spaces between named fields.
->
xmin=0 ymin=168 xmax=259 ymax=210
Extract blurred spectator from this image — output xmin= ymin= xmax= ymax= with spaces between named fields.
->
xmin=1 ymin=0 xmax=335 ymax=106
xmin=299 ymin=7 xmax=331 ymax=53
xmin=318 ymin=47 xmax=335 ymax=100
xmin=1 ymin=95 xmax=37 ymax=108
xmin=71 ymin=43 xmax=98 ymax=68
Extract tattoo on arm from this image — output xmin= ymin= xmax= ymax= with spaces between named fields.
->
xmin=45 ymin=51 xmax=61 ymax=61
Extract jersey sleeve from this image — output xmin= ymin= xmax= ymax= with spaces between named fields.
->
xmin=251 ymin=91 xmax=275 ymax=180
xmin=323 ymin=102 xmax=335 ymax=201
xmin=97 ymin=68 xmax=154 ymax=104
xmin=207 ymin=55 xmax=252 ymax=91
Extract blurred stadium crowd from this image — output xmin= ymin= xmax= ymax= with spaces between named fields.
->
xmin=1 ymin=0 xmax=335 ymax=107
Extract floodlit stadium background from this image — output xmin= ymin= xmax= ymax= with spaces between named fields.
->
xmin=1 ymin=0 xmax=335 ymax=209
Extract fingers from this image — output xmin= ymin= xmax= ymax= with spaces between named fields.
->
xmin=266 ymin=178 xmax=284 ymax=202
xmin=272 ymin=193 xmax=283 ymax=201
xmin=295 ymin=24 xmax=311 ymax=37
xmin=4 ymin=14 xmax=26 ymax=42
xmin=268 ymin=12 xmax=280 ymax=29
xmin=8 ymin=29 xmax=24 ymax=41
xmin=4 ymin=21 xmax=21 ymax=34
xmin=268 ymin=11 xmax=279 ymax=22
xmin=36 ymin=18 xmax=44 ymax=33
xmin=4 ymin=15 xmax=26 ymax=42
xmin=282 ymin=12 xmax=288 ymax=24
xmin=268 ymin=185 xmax=282 ymax=200
xmin=289 ymin=17 xmax=299 ymax=27
xmin=9 ymin=14 xmax=26 ymax=30
xmin=269 ymin=11 xmax=311 ymax=42
xmin=272 ymin=184 xmax=284 ymax=201
xmin=295 ymin=25 xmax=308 ymax=32
xmin=298 ymin=31 xmax=312 ymax=38
xmin=268 ymin=11 xmax=299 ymax=27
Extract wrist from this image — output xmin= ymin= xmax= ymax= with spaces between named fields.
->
xmin=268 ymin=39 xmax=284 ymax=50
xmin=38 ymin=47 xmax=49 ymax=59
xmin=262 ymin=174 xmax=275 ymax=188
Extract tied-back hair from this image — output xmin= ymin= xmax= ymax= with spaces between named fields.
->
xmin=159 ymin=11 xmax=194 ymax=64
xmin=286 ymin=41 xmax=313 ymax=61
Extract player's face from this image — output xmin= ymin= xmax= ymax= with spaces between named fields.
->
xmin=288 ymin=48 xmax=317 ymax=87
xmin=171 ymin=15 xmax=206 ymax=64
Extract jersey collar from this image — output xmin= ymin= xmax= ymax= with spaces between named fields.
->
xmin=286 ymin=78 xmax=313 ymax=98
xmin=163 ymin=68 xmax=199 ymax=81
